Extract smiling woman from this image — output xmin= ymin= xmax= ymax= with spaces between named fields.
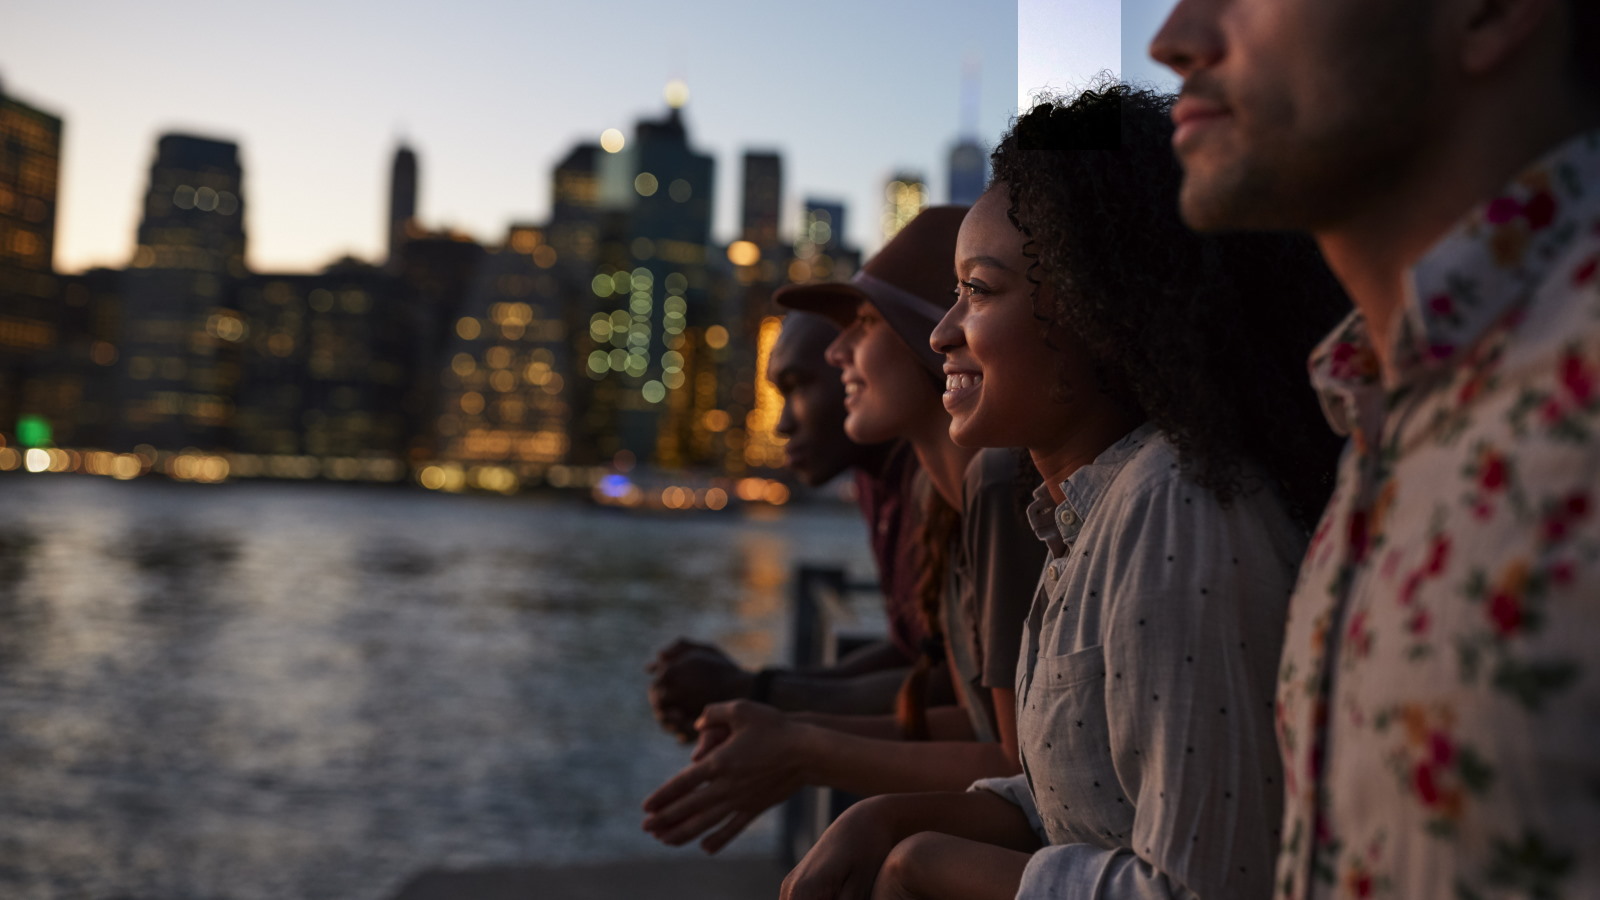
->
xmin=933 ymin=187 xmax=1136 ymax=476
xmin=779 ymin=80 xmax=1352 ymax=900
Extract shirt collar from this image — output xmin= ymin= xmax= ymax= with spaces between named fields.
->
xmin=1025 ymin=421 xmax=1160 ymax=552
xmin=1309 ymin=128 xmax=1600 ymax=434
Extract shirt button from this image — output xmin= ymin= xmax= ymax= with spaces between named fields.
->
xmin=1058 ymin=508 xmax=1077 ymax=529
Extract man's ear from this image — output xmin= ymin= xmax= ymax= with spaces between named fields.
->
xmin=1455 ymin=0 xmax=1558 ymax=75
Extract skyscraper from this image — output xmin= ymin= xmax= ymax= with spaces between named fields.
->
xmin=947 ymin=138 xmax=986 ymax=206
xmin=387 ymin=142 xmax=417 ymax=269
xmin=948 ymin=57 xmax=987 ymax=205
xmin=790 ymin=198 xmax=857 ymax=284
xmin=740 ymin=151 xmax=782 ymax=250
xmin=580 ymin=93 xmax=718 ymax=469
xmin=880 ymin=171 xmax=927 ymax=242
xmin=428 ymin=233 xmax=571 ymax=490
xmin=118 ymin=133 xmax=248 ymax=451
xmin=0 ymin=79 xmax=62 ymax=446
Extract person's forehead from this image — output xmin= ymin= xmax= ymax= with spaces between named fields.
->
xmin=772 ymin=318 xmax=839 ymax=364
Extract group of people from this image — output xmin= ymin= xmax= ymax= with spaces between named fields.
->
xmin=643 ymin=0 xmax=1599 ymax=897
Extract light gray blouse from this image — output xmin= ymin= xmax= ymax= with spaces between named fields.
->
xmin=974 ymin=423 xmax=1304 ymax=900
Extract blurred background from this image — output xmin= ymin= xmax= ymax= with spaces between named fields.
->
xmin=0 ymin=1 xmax=1175 ymax=897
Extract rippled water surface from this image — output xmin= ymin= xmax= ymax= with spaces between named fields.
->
xmin=0 ymin=476 xmax=875 ymax=900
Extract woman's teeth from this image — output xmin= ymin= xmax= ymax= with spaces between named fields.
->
xmin=844 ymin=383 xmax=860 ymax=396
xmin=945 ymin=373 xmax=982 ymax=392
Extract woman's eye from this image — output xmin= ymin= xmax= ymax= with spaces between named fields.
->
xmin=958 ymin=280 xmax=989 ymax=298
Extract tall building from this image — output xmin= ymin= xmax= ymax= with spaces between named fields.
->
xmin=427 ymin=230 xmax=570 ymax=491
xmin=547 ymin=144 xmax=601 ymax=270
xmin=947 ymin=138 xmax=986 ymax=206
xmin=387 ymin=142 xmax=417 ymax=269
xmin=740 ymin=151 xmax=782 ymax=250
xmin=232 ymin=261 xmax=410 ymax=480
xmin=948 ymin=58 xmax=987 ymax=205
xmin=391 ymin=232 xmax=487 ymax=461
xmin=45 ymin=268 xmax=121 ymax=449
xmin=880 ymin=171 xmax=927 ymax=242
xmin=0 ymin=79 xmax=62 ymax=446
xmin=790 ymin=198 xmax=858 ymax=285
xmin=118 ymin=133 xmax=248 ymax=452
xmin=579 ymin=94 xmax=719 ymax=469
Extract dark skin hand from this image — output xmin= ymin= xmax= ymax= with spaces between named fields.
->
xmin=646 ymin=639 xmax=752 ymax=742
xmin=646 ymin=637 xmax=915 ymax=741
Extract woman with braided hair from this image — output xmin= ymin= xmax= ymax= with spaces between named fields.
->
xmin=779 ymin=81 xmax=1347 ymax=900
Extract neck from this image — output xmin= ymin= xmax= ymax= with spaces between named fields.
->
xmin=849 ymin=439 xmax=897 ymax=481
xmin=1315 ymin=79 xmax=1597 ymax=381
xmin=1029 ymin=409 xmax=1143 ymax=505
xmin=905 ymin=417 xmax=977 ymax=510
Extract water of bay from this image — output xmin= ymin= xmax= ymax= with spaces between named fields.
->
xmin=0 ymin=475 xmax=877 ymax=900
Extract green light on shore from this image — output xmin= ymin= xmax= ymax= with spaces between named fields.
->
xmin=16 ymin=415 xmax=52 ymax=448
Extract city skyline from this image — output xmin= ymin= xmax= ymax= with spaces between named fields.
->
xmin=0 ymin=0 xmax=1017 ymax=276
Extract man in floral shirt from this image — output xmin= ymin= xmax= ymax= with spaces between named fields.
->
xmin=1151 ymin=1 xmax=1600 ymax=898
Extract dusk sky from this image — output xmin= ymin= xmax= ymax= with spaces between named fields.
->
xmin=4 ymin=0 xmax=1184 ymax=276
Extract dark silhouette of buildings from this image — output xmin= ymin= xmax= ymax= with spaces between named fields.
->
xmin=577 ymin=100 xmax=718 ymax=469
xmin=880 ymin=171 xmax=927 ymax=241
xmin=740 ymin=152 xmax=782 ymax=251
xmin=118 ymin=133 xmax=248 ymax=451
xmin=947 ymin=138 xmax=986 ymax=206
xmin=0 ymin=81 xmax=951 ymax=494
xmin=387 ymin=142 xmax=418 ymax=270
xmin=232 ymin=261 xmax=410 ymax=478
xmin=425 ymin=226 xmax=571 ymax=490
xmin=0 ymin=79 xmax=62 ymax=446
xmin=947 ymin=60 xmax=987 ymax=205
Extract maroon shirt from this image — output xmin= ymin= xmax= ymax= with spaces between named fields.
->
xmin=852 ymin=440 xmax=927 ymax=659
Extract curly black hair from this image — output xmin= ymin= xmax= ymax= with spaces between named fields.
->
xmin=991 ymin=79 xmax=1349 ymax=528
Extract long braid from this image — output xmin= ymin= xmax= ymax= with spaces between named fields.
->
xmin=894 ymin=487 xmax=961 ymax=740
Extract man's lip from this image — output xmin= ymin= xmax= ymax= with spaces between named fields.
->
xmin=1171 ymin=95 xmax=1231 ymax=148
xmin=1172 ymin=95 xmax=1229 ymax=126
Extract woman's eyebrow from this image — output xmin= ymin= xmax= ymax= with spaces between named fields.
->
xmin=958 ymin=255 xmax=1014 ymax=272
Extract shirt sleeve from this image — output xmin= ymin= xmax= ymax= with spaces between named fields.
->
xmin=964 ymin=448 xmax=1047 ymax=690
xmin=1019 ymin=466 xmax=1300 ymax=900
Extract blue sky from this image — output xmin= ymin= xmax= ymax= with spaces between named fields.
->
xmin=1018 ymin=0 xmax=1179 ymax=109
xmin=2 ymin=0 xmax=1019 ymax=273
xmin=4 ymin=0 xmax=1186 ymax=274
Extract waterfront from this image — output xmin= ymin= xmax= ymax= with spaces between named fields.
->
xmin=0 ymin=475 xmax=876 ymax=900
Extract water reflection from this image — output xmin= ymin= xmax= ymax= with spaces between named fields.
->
xmin=0 ymin=476 xmax=874 ymax=900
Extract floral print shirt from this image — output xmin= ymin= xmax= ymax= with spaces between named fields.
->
xmin=1276 ymin=130 xmax=1600 ymax=900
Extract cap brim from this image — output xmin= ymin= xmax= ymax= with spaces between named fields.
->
xmin=772 ymin=281 xmax=869 ymax=329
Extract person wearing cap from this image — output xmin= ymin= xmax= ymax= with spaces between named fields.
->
xmin=778 ymin=83 xmax=1347 ymax=900
xmin=646 ymin=310 xmax=931 ymax=740
xmin=640 ymin=206 xmax=1041 ymax=855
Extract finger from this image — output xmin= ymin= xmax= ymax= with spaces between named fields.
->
xmin=641 ymin=761 xmax=713 ymax=813
xmin=700 ymin=809 xmax=756 ymax=854
xmin=695 ymin=699 xmax=743 ymax=732
xmin=644 ymin=776 xmax=734 ymax=834
xmin=650 ymin=799 xmax=742 ymax=847
xmin=690 ymin=724 xmax=730 ymax=761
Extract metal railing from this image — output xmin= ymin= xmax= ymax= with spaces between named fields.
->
xmin=778 ymin=563 xmax=883 ymax=867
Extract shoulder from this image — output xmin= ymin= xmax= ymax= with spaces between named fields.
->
xmin=1089 ymin=431 xmax=1303 ymax=569
xmin=964 ymin=447 xmax=1030 ymax=500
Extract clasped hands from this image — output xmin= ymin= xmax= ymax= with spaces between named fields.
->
xmin=641 ymin=698 xmax=809 ymax=853
xmin=645 ymin=638 xmax=757 ymax=742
